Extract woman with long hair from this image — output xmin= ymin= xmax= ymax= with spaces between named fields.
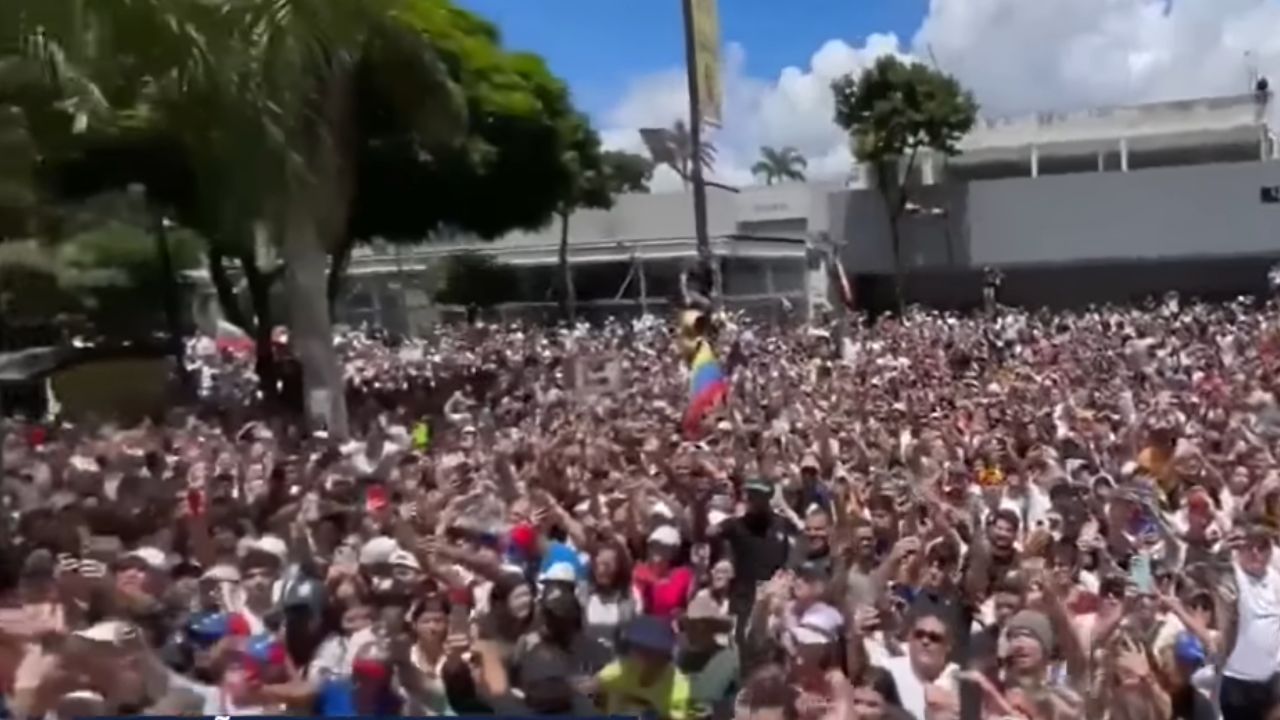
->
xmin=475 ymin=574 xmax=536 ymax=660
xmin=847 ymin=665 xmax=905 ymax=720
xmin=581 ymin=540 xmax=636 ymax=654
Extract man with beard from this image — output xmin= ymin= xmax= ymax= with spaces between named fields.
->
xmin=787 ymin=506 xmax=836 ymax=582
xmin=713 ymin=479 xmax=793 ymax=646
xmin=965 ymin=509 xmax=1020 ymax=601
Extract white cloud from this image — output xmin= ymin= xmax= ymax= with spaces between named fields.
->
xmin=915 ymin=0 xmax=1280 ymax=113
xmin=601 ymin=37 xmax=906 ymax=190
xmin=599 ymin=0 xmax=1280 ymax=190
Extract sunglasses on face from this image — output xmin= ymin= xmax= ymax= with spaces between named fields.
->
xmin=1101 ymin=586 xmax=1126 ymax=602
xmin=912 ymin=628 xmax=947 ymax=645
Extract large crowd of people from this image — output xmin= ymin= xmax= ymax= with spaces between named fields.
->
xmin=4 ymin=298 xmax=1280 ymax=720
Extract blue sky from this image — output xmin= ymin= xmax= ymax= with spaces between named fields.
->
xmin=457 ymin=0 xmax=929 ymax=118
xmin=453 ymin=0 xmax=1280 ymax=190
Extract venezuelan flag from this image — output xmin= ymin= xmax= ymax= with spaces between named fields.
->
xmin=683 ymin=339 xmax=729 ymax=436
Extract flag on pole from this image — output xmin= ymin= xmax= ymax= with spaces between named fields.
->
xmin=683 ymin=339 xmax=728 ymax=436
xmin=688 ymin=0 xmax=722 ymax=125
xmin=832 ymin=255 xmax=855 ymax=311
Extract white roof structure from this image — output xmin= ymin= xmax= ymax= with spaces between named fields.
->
xmin=953 ymin=91 xmax=1275 ymax=170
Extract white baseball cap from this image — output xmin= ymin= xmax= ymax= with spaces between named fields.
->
xmin=648 ymin=525 xmax=681 ymax=547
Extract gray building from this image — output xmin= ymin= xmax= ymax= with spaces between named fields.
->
xmin=833 ymin=88 xmax=1280 ymax=310
xmin=345 ymin=89 xmax=1280 ymax=326
xmin=342 ymin=182 xmax=846 ymax=330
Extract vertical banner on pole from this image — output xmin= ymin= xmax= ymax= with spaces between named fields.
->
xmin=689 ymin=0 xmax=722 ymax=126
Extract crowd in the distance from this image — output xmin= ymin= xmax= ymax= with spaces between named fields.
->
xmin=4 ymin=298 xmax=1280 ymax=720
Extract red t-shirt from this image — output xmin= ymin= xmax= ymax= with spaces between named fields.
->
xmin=632 ymin=563 xmax=694 ymax=620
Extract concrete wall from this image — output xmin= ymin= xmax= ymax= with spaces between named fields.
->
xmin=830 ymin=184 xmax=969 ymax=275
xmin=835 ymin=160 xmax=1280 ymax=271
xmin=968 ymin=160 xmax=1280 ymax=265
xmin=832 ymin=159 xmax=1280 ymax=312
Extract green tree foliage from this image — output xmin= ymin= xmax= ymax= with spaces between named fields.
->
xmin=751 ymin=145 xmax=807 ymax=185
xmin=602 ymin=150 xmax=653 ymax=194
xmin=433 ymin=252 xmax=519 ymax=308
xmin=5 ymin=0 xmax=591 ymax=435
xmin=832 ymin=55 xmax=977 ymax=312
xmin=0 ymin=217 xmax=200 ymax=333
xmin=0 ymin=106 xmax=38 ymax=238
xmin=642 ymin=119 xmax=715 ymax=188
xmin=346 ymin=3 xmax=581 ymax=244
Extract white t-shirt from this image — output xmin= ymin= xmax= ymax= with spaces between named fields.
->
xmin=165 ymin=669 xmax=270 ymax=716
xmin=1223 ymin=563 xmax=1280 ymax=682
xmin=881 ymin=655 xmax=959 ymax=720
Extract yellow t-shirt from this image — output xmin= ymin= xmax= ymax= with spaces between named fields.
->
xmin=597 ymin=659 xmax=693 ymax=720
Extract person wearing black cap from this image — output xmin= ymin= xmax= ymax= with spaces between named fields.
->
xmin=713 ymin=478 xmax=793 ymax=645
xmin=596 ymin=616 xmax=692 ymax=720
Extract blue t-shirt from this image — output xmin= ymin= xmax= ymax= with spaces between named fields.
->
xmin=315 ymin=678 xmax=401 ymax=717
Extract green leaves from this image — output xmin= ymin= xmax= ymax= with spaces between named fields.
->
xmin=831 ymin=55 xmax=978 ymax=163
xmin=601 ymin=150 xmax=653 ymax=194
xmin=349 ymin=0 xmax=590 ymax=243
xmin=751 ymin=145 xmax=807 ymax=185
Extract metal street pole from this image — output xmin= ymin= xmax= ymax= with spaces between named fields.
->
xmin=681 ymin=0 xmax=718 ymax=304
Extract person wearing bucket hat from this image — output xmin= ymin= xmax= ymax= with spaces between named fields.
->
xmin=677 ymin=595 xmax=739 ymax=719
xmin=596 ymin=616 xmax=693 ymax=720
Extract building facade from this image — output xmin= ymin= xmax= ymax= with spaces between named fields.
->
xmin=341 ymin=182 xmax=844 ymax=330
xmin=835 ymin=89 xmax=1280 ymax=310
xmin=343 ymin=89 xmax=1280 ymax=326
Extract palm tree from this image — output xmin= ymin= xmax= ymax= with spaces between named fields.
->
xmin=5 ymin=0 xmax=465 ymax=437
xmin=640 ymin=119 xmax=715 ymax=188
xmin=751 ymin=145 xmax=807 ymax=185
xmin=668 ymin=119 xmax=716 ymax=183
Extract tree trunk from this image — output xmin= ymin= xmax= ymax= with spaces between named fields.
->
xmin=239 ymin=251 xmax=278 ymax=405
xmin=888 ymin=211 xmax=905 ymax=316
xmin=279 ymin=60 xmax=357 ymax=440
xmin=207 ymin=246 xmax=253 ymax=333
xmin=876 ymin=158 xmax=910 ymax=316
xmin=557 ymin=209 xmax=575 ymax=323
xmin=327 ymin=234 xmax=355 ymax=319
xmin=280 ymin=198 xmax=348 ymax=438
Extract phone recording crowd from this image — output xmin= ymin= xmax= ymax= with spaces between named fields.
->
xmin=3 ymin=300 xmax=1280 ymax=720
